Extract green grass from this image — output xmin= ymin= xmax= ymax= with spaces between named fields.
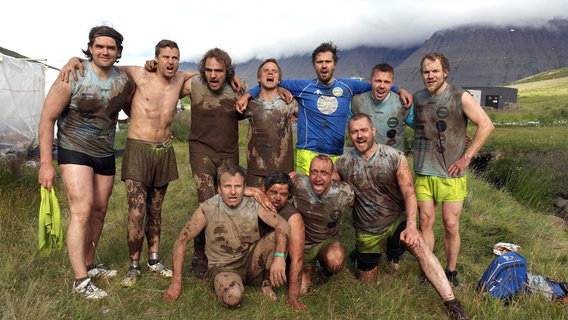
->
xmin=2 ymin=131 xmax=568 ymax=319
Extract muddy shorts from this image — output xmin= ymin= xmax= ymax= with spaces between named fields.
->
xmin=355 ymin=215 xmax=407 ymax=254
xmin=121 ymin=138 xmax=178 ymax=187
xmin=303 ymin=237 xmax=340 ymax=267
xmin=208 ymin=243 xmax=257 ymax=287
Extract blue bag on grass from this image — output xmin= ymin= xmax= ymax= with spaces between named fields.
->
xmin=477 ymin=252 xmax=527 ymax=299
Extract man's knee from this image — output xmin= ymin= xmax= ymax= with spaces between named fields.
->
xmin=322 ymin=243 xmax=345 ymax=272
xmin=214 ymin=274 xmax=244 ymax=308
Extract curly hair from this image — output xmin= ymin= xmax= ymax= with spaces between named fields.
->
xmin=198 ymin=48 xmax=235 ymax=84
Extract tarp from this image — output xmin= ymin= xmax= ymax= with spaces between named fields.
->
xmin=0 ymin=53 xmax=45 ymax=153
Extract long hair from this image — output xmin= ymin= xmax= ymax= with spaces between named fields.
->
xmin=198 ymin=48 xmax=235 ymax=83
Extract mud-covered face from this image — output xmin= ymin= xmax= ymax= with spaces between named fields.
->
xmin=204 ymin=57 xmax=227 ymax=91
xmin=218 ymin=172 xmax=245 ymax=208
xmin=349 ymin=117 xmax=377 ymax=157
xmin=309 ymin=158 xmax=333 ymax=196
xmin=264 ymin=183 xmax=289 ymax=212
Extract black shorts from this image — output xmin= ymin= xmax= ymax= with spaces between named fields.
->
xmin=57 ymin=147 xmax=115 ymax=176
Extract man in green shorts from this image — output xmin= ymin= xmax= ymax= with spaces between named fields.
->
xmin=336 ymin=113 xmax=468 ymax=320
xmin=413 ymin=52 xmax=494 ymax=287
xmin=290 ymin=155 xmax=354 ymax=294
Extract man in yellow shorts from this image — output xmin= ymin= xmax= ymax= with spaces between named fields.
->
xmin=413 ymin=52 xmax=494 ymax=287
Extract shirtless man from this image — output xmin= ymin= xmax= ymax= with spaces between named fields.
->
xmin=61 ymin=40 xmax=198 ymax=286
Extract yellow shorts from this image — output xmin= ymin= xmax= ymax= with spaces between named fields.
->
xmin=356 ymin=215 xmax=406 ymax=254
xmin=295 ymin=148 xmax=339 ymax=175
xmin=303 ymin=237 xmax=340 ymax=266
xmin=415 ymin=175 xmax=467 ymax=202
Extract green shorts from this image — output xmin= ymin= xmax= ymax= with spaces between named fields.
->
xmin=303 ymin=237 xmax=340 ymax=266
xmin=415 ymin=175 xmax=467 ymax=202
xmin=356 ymin=215 xmax=406 ymax=254
xmin=295 ymin=148 xmax=339 ymax=175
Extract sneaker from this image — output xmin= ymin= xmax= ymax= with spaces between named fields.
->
xmin=192 ymin=250 xmax=208 ymax=279
xmin=445 ymin=269 xmax=462 ymax=288
xmin=121 ymin=267 xmax=141 ymax=287
xmin=148 ymin=262 xmax=173 ymax=278
xmin=74 ymin=278 xmax=108 ymax=300
xmin=87 ymin=264 xmax=117 ymax=278
xmin=444 ymin=299 xmax=468 ymax=320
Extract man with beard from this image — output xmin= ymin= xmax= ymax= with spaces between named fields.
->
xmin=335 ymin=113 xmax=468 ymax=320
xmin=290 ymin=155 xmax=354 ymax=294
xmin=413 ymin=52 xmax=494 ymax=287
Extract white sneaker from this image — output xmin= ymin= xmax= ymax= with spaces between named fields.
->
xmin=121 ymin=267 xmax=141 ymax=287
xmin=73 ymin=278 xmax=108 ymax=300
xmin=147 ymin=262 xmax=172 ymax=278
xmin=87 ymin=264 xmax=117 ymax=278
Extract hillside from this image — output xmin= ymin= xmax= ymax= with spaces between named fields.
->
xmin=180 ymin=18 xmax=568 ymax=91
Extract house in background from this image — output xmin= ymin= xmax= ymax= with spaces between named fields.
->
xmin=464 ymin=86 xmax=518 ymax=109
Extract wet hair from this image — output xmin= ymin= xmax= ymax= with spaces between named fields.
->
xmin=256 ymin=58 xmax=282 ymax=82
xmin=263 ymin=171 xmax=293 ymax=195
xmin=370 ymin=63 xmax=394 ymax=79
xmin=199 ymin=48 xmax=235 ymax=83
xmin=217 ymin=164 xmax=245 ymax=186
xmin=155 ymin=39 xmax=179 ymax=57
xmin=311 ymin=41 xmax=339 ymax=64
xmin=311 ymin=154 xmax=334 ymax=173
xmin=82 ymin=25 xmax=124 ymax=62
xmin=420 ymin=52 xmax=451 ymax=74
xmin=348 ymin=112 xmax=373 ymax=130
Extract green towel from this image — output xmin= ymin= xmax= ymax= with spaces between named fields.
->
xmin=38 ymin=186 xmax=63 ymax=254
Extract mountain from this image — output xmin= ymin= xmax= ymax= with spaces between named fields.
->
xmin=180 ymin=46 xmax=419 ymax=87
xmin=395 ymin=18 xmax=568 ymax=92
xmin=180 ymin=18 xmax=568 ymax=91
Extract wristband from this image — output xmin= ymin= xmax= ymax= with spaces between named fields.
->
xmin=274 ymin=252 xmax=285 ymax=258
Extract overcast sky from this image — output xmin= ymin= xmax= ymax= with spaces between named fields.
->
xmin=2 ymin=0 xmax=567 ymax=71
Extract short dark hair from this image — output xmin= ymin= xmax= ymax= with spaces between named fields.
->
xmin=312 ymin=41 xmax=339 ymax=64
xmin=371 ymin=63 xmax=394 ymax=79
xmin=310 ymin=154 xmax=334 ymax=173
xmin=263 ymin=171 xmax=293 ymax=194
xmin=420 ymin=52 xmax=451 ymax=74
xmin=256 ymin=58 xmax=282 ymax=82
xmin=155 ymin=39 xmax=179 ymax=57
xmin=199 ymin=48 xmax=235 ymax=85
xmin=82 ymin=25 xmax=124 ymax=62
xmin=217 ymin=164 xmax=245 ymax=186
xmin=348 ymin=112 xmax=373 ymax=130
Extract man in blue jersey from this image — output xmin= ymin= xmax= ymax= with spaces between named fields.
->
xmin=237 ymin=42 xmax=412 ymax=175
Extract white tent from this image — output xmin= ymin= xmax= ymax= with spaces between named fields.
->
xmin=0 ymin=53 xmax=45 ymax=153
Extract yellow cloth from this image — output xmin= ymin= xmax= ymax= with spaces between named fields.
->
xmin=38 ymin=186 xmax=63 ymax=254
